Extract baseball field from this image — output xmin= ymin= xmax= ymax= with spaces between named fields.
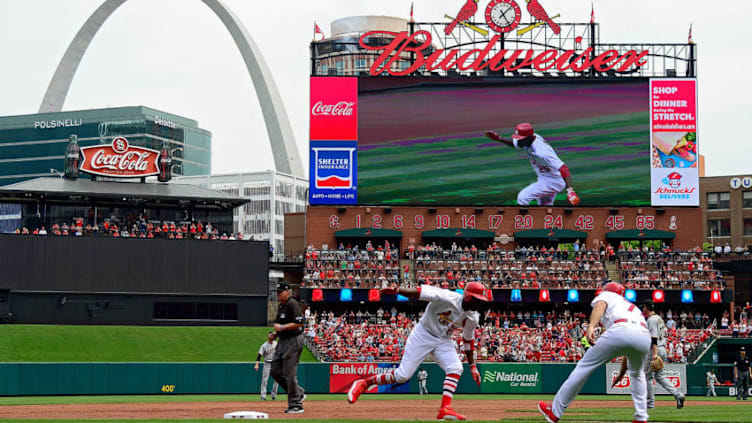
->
xmin=357 ymin=79 xmax=650 ymax=206
xmin=0 ymin=394 xmax=747 ymax=422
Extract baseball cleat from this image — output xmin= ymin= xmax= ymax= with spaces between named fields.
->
xmin=437 ymin=406 xmax=466 ymax=420
xmin=537 ymin=401 xmax=559 ymax=423
xmin=632 ymin=421 xmax=647 ymax=423
xmin=284 ymin=406 xmax=304 ymax=414
xmin=347 ymin=379 xmax=368 ymax=404
xmin=676 ymin=396 xmax=685 ymax=409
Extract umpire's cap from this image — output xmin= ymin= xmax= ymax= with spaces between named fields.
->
xmin=464 ymin=282 xmax=490 ymax=302
xmin=276 ymin=282 xmax=291 ymax=292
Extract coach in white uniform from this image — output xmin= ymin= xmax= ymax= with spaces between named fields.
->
xmin=254 ymin=332 xmax=279 ymax=401
xmin=643 ymin=304 xmax=685 ymax=409
xmin=347 ymin=282 xmax=489 ymax=421
xmin=485 ymin=122 xmax=580 ymax=207
xmin=538 ymin=282 xmax=651 ymax=423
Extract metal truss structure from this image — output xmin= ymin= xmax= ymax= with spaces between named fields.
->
xmin=311 ymin=20 xmax=696 ymax=79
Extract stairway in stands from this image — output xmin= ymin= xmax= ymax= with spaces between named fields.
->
xmin=605 ymin=260 xmax=621 ymax=283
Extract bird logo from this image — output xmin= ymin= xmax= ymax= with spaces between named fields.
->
xmin=523 ymin=0 xmax=560 ymax=34
xmin=445 ymin=0 xmax=479 ymax=35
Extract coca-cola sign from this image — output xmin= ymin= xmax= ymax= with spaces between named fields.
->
xmin=359 ymin=31 xmax=649 ymax=76
xmin=311 ymin=101 xmax=355 ymax=116
xmin=80 ymin=137 xmax=160 ymax=178
xmin=310 ymin=77 xmax=358 ymax=141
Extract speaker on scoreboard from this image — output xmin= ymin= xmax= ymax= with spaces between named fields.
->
xmin=383 ymin=207 xmax=392 ymax=214
xmin=564 ymin=208 xmax=573 ymax=215
xmin=475 ymin=208 xmax=484 ymax=214
xmin=609 ymin=208 xmax=619 ymax=215
xmin=497 ymin=209 xmax=505 ymax=214
xmin=428 ymin=208 xmax=437 ymax=214
xmin=656 ymin=209 xmax=666 ymax=215
xmin=519 ymin=208 xmax=528 ymax=214
xmin=337 ymin=207 xmax=346 ymax=214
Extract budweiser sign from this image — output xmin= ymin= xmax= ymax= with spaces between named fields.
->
xmin=359 ymin=31 xmax=650 ymax=76
xmin=312 ymin=101 xmax=355 ymax=116
xmin=80 ymin=137 xmax=160 ymax=178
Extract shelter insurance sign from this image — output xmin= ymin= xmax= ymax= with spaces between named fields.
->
xmin=650 ymin=79 xmax=699 ymax=206
xmin=309 ymin=77 xmax=358 ymax=204
xmin=80 ymin=137 xmax=159 ymax=178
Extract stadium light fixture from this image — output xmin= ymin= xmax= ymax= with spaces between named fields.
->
xmin=625 ymin=289 xmax=637 ymax=302
xmin=510 ymin=289 xmax=522 ymax=302
xmin=681 ymin=290 xmax=694 ymax=304
xmin=652 ymin=289 xmax=665 ymax=303
xmin=397 ymin=294 xmax=408 ymax=302
xmin=455 ymin=289 xmax=464 ymax=296
xmin=368 ymin=289 xmax=381 ymax=302
xmin=340 ymin=288 xmax=353 ymax=302
xmin=567 ymin=289 xmax=579 ymax=302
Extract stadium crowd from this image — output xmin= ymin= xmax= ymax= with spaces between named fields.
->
xmin=305 ymin=307 xmax=716 ymax=364
xmin=303 ymin=242 xmax=725 ymax=290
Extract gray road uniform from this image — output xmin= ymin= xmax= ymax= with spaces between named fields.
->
xmin=418 ymin=368 xmax=428 ymax=396
xmin=646 ymin=314 xmax=684 ymax=408
xmin=257 ymin=341 xmax=279 ymax=400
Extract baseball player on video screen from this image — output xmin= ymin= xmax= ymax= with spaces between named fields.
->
xmin=347 ymin=282 xmax=489 ymax=421
xmin=485 ymin=122 xmax=580 ymax=206
xmin=537 ymin=282 xmax=651 ymax=423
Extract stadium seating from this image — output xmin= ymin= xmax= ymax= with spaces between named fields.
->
xmin=616 ymin=251 xmax=724 ymax=290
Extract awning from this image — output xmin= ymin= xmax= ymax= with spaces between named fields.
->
xmin=335 ymin=228 xmax=402 ymax=238
xmin=606 ymin=229 xmax=676 ymax=240
xmin=422 ymin=228 xmax=495 ymax=239
xmin=514 ymin=229 xmax=588 ymax=240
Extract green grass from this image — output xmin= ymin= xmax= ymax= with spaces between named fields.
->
xmin=0 ymin=325 xmax=317 ymax=362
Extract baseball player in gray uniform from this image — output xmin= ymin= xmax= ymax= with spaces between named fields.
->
xmin=643 ymin=304 xmax=685 ymax=409
xmin=418 ymin=367 xmax=428 ymax=396
xmin=706 ymin=369 xmax=718 ymax=397
xmin=254 ymin=332 xmax=279 ymax=401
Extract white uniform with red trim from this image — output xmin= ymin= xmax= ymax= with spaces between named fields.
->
xmin=391 ymin=285 xmax=478 ymax=383
xmin=551 ymin=291 xmax=651 ymax=422
xmin=514 ymin=134 xmax=567 ymax=206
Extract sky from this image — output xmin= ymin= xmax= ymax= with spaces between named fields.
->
xmin=0 ymin=0 xmax=748 ymax=177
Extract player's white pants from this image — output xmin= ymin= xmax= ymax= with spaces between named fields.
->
xmin=646 ymin=346 xmax=682 ymax=406
xmin=517 ymin=177 xmax=566 ymax=206
xmin=419 ymin=379 xmax=428 ymax=395
xmin=552 ymin=324 xmax=651 ymax=422
xmin=260 ymin=361 xmax=279 ymax=399
xmin=393 ymin=325 xmax=463 ymax=384
xmin=707 ymin=384 xmax=717 ymax=396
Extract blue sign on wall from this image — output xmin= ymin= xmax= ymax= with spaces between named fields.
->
xmin=309 ymin=140 xmax=357 ymax=204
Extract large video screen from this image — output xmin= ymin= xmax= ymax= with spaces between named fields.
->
xmin=356 ymin=77 xmax=650 ymax=206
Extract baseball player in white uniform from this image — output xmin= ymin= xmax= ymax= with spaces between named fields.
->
xmin=348 ymin=282 xmax=489 ymax=421
xmin=643 ymin=304 xmax=685 ymax=409
xmin=485 ymin=122 xmax=580 ymax=206
xmin=254 ymin=332 xmax=279 ymax=401
xmin=538 ymin=282 xmax=651 ymax=423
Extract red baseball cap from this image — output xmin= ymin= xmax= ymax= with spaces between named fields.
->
xmin=512 ymin=122 xmax=534 ymax=140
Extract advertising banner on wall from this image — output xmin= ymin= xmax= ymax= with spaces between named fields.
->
xmin=650 ymin=79 xmax=698 ymax=206
xmin=329 ymin=363 xmax=407 ymax=394
xmin=309 ymin=77 xmax=358 ymax=205
xmin=479 ymin=363 xmax=542 ymax=393
xmin=606 ymin=363 xmax=687 ymax=395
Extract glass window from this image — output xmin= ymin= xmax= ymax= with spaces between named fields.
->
xmin=744 ymin=191 xmax=752 ymax=208
xmin=707 ymin=192 xmax=730 ymax=209
xmin=708 ymin=192 xmax=731 ymax=210
xmin=707 ymin=219 xmax=731 ymax=237
xmin=745 ymin=218 xmax=752 ymax=236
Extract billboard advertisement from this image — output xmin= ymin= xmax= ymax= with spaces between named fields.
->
xmin=479 ymin=363 xmax=542 ymax=393
xmin=650 ymin=79 xmax=699 ymax=206
xmin=329 ymin=363 xmax=407 ymax=394
xmin=356 ymin=77 xmax=650 ymax=206
xmin=606 ymin=363 xmax=687 ymax=395
xmin=309 ymin=77 xmax=358 ymax=205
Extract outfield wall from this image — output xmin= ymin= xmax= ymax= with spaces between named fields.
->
xmin=0 ymin=362 xmax=724 ymax=396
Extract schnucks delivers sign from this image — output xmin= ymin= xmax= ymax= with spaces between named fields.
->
xmin=650 ymin=79 xmax=699 ymax=206
xmin=80 ymin=137 xmax=160 ymax=178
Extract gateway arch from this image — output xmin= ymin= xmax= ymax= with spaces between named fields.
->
xmin=39 ymin=0 xmax=303 ymax=177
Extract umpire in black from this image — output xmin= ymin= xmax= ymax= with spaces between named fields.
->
xmin=735 ymin=346 xmax=751 ymax=400
xmin=270 ymin=282 xmax=305 ymax=413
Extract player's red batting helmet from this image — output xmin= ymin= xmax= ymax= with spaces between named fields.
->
xmin=512 ymin=122 xmax=534 ymax=140
xmin=464 ymin=282 xmax=490 ymax=301
xmin=603 ymin=282 xmax=626 ymax=297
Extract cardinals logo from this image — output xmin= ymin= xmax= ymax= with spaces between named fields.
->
xmin=663 ymin=172 xmax=682 ymax=188
xmin=445 ymin=0 xmax=561 ymax=36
